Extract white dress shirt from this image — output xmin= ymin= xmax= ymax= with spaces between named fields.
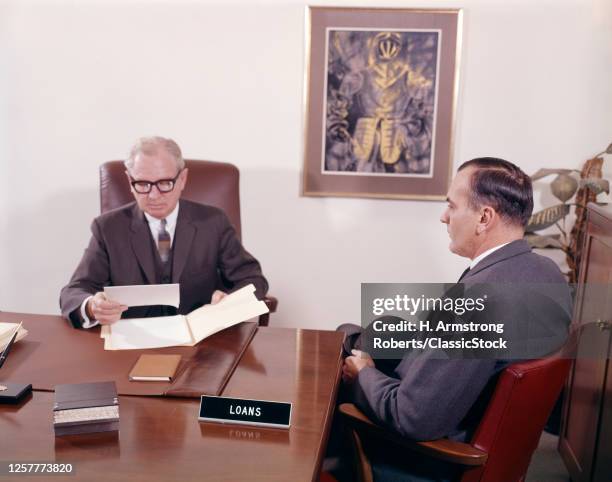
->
xmin=143 ymin=203 xmax=179 ymax=249
xmin=80 ymin=203 xmax=180 ymax=329
xmin=469 ymin=242 xmax=511 ymax=270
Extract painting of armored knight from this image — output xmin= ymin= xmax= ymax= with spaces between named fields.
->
xmin=324 ymin=29 xmax=439 ymax=175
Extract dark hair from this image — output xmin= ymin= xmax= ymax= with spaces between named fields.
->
xmin=458 ymin=157 xmax=533 ymax=227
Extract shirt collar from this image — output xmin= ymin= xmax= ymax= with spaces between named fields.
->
xmin=143 ymin=202 xmax=180 ymax=230
xmin=469 ymin=242 xmax=510 ymax=270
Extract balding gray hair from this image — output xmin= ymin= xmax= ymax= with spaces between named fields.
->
xmin=124 ymin=136 xmax=185 ymax=172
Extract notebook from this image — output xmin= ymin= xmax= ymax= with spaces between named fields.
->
xmin=129 ymin=354 xmax=182 ymax=381
xmin=0 ymin=323 xmax=28 ymax=351
xmin=53 ymin=381 xmax=119 ymax=436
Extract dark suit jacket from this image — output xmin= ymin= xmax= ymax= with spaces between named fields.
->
xmin=351 ymin=240 xmax=572 ymax=443
xmin=60 ymin=199 xmax=268 ymax=328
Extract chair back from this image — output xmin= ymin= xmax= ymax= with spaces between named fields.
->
xmin=99 ymin=159 xmax=242 ymax=239
xmin=461 ymin=357 xmax=571 ymax=482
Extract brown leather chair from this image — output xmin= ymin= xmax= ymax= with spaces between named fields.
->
xmin=99 ymin=159 xmax=277 ymax=326
xmin=339 ymin=355 xmax=572 ymax=482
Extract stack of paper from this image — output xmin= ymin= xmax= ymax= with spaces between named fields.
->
xmin=100 ymin=284 xmax=268 ymax=350
xmin=0 ymin=322 xmax=28 ymax=351
xmin=104 ymin=283 xmax=180 ymax=309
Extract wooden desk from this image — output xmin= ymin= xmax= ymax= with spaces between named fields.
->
xmin=0 ymin=312 xmax=259 ymax=397
xmin=0 ymin=313 xmax=344 ymax=482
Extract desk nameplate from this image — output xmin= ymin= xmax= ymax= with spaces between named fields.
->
xmin=199 ymin=395 xmax=291 ymax=429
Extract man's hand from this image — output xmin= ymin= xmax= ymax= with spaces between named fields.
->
xmin=211 ymin=290 xmax=228 ymax=305
xmin=342 ymin=349 xmax=375 ymax=384
xmin=86 ymin=292 xmax=128 ymax=325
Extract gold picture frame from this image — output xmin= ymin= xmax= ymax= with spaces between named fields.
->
xmin=302 ymin=7 xmax=462 ymax=200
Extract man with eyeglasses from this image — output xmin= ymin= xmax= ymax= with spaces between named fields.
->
xmin=60 ymin=136 xmax=268 ymax=328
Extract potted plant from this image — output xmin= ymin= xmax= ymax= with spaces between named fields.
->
xmin=525 ymin=143 xmax=612 ymax=283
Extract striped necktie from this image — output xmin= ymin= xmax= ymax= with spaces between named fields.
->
xmin=158 ymin=218 xmax=171 ymax=263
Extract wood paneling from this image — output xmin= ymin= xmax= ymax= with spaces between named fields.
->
xmin=560 ymin=204 xmax=612 ymax=482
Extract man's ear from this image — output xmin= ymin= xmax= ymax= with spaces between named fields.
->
xmin=477 ymin=206 xmax=495 ymax=234
xmin=180 ymin=167 xmax=189 ymax=187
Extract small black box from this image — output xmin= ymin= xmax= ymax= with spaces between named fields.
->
xmin=0 ymin=382 xmax=32 ymax=403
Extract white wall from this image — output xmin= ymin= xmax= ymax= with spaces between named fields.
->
xmin=1 ymin=0 xmax=610 ymax=329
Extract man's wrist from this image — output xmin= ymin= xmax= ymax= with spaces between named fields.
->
xmin=80 ymin=296 xmax=99 ymax=329
xmin=85 ymin=298 xmax=94 ymax=320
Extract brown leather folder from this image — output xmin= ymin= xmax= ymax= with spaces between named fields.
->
xmin=166 ymin=322 xmax=257 ymax=397
xmin=0 ymin=312 xmax=258 ymax=398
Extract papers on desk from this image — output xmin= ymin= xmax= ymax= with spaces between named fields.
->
xmin=104 ymin=283 xmax=180 ymax=308
xmin=0 ymin=322 xmax=28 ymax=351
xmin=101 ymin=284 xmax=268 ymax=350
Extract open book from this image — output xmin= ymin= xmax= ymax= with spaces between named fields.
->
xmin=0 ymin=322 xmax=28 ymax=351
xmin=100 ymin=284 xmax=268 ymax=350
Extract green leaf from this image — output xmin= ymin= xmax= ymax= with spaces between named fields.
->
xmin=531 ymin=168 xmax=573 ymax=181
xmin=525 ymin=204 xmax=570 ymax=232
xmin=524 ymin=233 xmax=563 ymax=249
xmin=579 ymin=178 xmax=610 ymax=195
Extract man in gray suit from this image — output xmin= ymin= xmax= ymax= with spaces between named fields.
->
xmin=337 ymin=157 xmax=572 ymax=480
xmin=60 ymin=136 xmax=268 ymax=328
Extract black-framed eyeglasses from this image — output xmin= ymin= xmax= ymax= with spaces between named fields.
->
xmin=129 ymin=170 xmax=182 ymax=194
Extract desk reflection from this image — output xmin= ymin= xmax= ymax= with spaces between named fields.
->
xmin=200 ymin=423 xmax=291 ymax=445
xmin=55 ymin=431 xmax=120 ymax=461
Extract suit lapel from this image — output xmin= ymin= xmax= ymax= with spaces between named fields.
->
xmin=172 ymin=200 xmax=196 ymax=283
xmin=129 ymin=204 xmax=157 ymax=284
xmin=463 ymin=239 xmax=531 ymax=281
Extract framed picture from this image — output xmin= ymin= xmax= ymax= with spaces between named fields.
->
xmin=302 ymin=7 xmax=462 ymax=200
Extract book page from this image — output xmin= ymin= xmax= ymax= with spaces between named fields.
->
xmin=187 ymin=285 xmax=269 ymax=343
xmin=104 ymin=284 xmax=180 ymax=308
xmin=213 ymin=284 xmax=261 ymax=309
xmin=0 ymin=322 xmax=17 ymax=339
xmin=104 ymin=315 xmax=193 ymax=350
xmin=187 ymin=302 xmax=268 ymax=343
xmin=0 ymin=323 xmax=28 ymax=350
